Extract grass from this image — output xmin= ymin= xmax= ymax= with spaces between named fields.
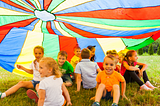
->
xmin=0 ymin=56 xmax=160 ymax=106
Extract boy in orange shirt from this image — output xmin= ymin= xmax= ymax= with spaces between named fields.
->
xmin=92 ymin=55 xmax=128 ymax=106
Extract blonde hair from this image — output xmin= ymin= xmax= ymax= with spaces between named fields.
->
xmin=106 ymin=50 xmax=118 ymax=56
xmin=40 ymin=57 xmax=62 ymax=78
xmin=33 ymin=46 xmax=44 ymax=70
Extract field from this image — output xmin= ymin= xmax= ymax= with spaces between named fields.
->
xmin=0 ymin=56 xmax=160 ymax=106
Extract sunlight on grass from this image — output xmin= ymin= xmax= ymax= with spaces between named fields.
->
xmin=0 ymin=56 xmax=160 ymax=106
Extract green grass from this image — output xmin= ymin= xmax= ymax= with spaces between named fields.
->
xmin=0 ymin=56 xmax=160 ymax=106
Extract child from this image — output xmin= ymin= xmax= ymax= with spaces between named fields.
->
xmin=92 ymin=55 xmax=127 ymax=106
xmin=37 ymin=57 xmax=72 ymax=106
xmin=70 ymin=45 xmax=81 ymax=69
xmin=56 ymin=51 xmax=74 ymax=87
xmin=0 ymin=46 xmax=44 ymax=99
xmin=121 ymin=50 xmax=156 ymax=91
xmin=87 ymin=45 xmax=96 ymax=62
xmin=70 ymin=45 xmax=81 ymax=83
xmin=106 ymin=50 xmax=121 ymax=72
xmin=118 ymin=49 xmax=129 ymax=64
xmin=75 ymin=48 xmax=101 ymax=91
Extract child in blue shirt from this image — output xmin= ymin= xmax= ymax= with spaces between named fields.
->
xmin=75 ymin=48 xmax=101 ymax=91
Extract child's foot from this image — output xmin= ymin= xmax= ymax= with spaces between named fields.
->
xmin=145 ymin=81 xmax=157 ymax=90
xmin=140 ymin=84 xmax=153 ymax=91
xmin=111 ymin=103 xmax=118 ymax=106
xmin=26 ymin=89 xmax=39 ymax=103
xmin=92 ymin=102 xmax=100 ymax=106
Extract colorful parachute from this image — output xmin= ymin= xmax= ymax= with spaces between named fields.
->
xmin=0 ymin=0 xmax=160 ymax=77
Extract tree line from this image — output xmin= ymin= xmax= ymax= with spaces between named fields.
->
xmin=138 ymin=38 xmax=160 ymax=55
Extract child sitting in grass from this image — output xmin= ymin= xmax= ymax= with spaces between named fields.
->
xmin=121 ymin=50 xmax=156 ymax=91
xmin=38 ymin=57 xmax=72 ymax=106
xmin=75 ymin=48 xmax=101 ymax=91
xmin=70 ymin=45 xmax=81 ymax=82
xmin=106 ymin=50 xmax=120 ymax=72
xmin=92 ymin=55 xmax=127 ymax=106
xmin=87 ymin=45 xmax=96 ymax=62
xmin=0 ymin=46 xmax=44 ymax=101
xmin=56 ymin=51 xmax=74 ymax=87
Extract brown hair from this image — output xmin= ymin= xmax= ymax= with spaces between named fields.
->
xmin=74 ymin=44 xmax=81 ymax=51
xmin=40 ymin=57 xmax=62 ymax=78
xmin=123 ymin=50 xmax=136 ymax=66
xmin=103 ymin=55 xmax=117 ymax=65
xmin=81 ymin=48 xmax=90 ymax=59
xmin=58 ymin=51 xmax=68 ymax=59
xmin=33 ymin=46 xmax=44 ymax=70
xmin=87 ymin=45 xmax=96 ymax=61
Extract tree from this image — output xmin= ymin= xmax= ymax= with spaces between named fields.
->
xmin=138 ymin=48 xmax=143 ymax=55
xmin=148 ymin=44 xmax=154 ymax=55
xmin=157 ymin=43 xmax=160 ymax=55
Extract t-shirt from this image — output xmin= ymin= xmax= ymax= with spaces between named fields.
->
xmin=56 ymin=59 xmax=74 ymax=74
xmin=70 ymin=55 xmax=80 ymax=69
xmin=75 ymin=59 xmax=99 ymax=89
xmin=96 ymin=71 xmax=125 ymax=92
xmin=30 ymin=61 xmax=44 ymax=81
xmin=39 ymin=75 xmax=64 ymax=106
xmin=120 ymin=61 xmax=137 ymax=76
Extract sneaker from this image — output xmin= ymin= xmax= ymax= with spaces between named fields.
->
xmin=140 ymin=84 xmax=153 ymax=91
xmin=111 ymin=103 xmax=118 ymax=106
xmin=27 ymin=89 xmax=39 ymax=103
xmin=0 ymin=91 xmax=2 ymax=99
xmin=145 ymin=81 xmax=157 ymax=90
xmin=92 ymin=102 xmax=100 ymax=106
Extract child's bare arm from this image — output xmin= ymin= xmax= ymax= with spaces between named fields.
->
xmin=62 ymin=83 xmax=72 ymax=106
xmin=116 ymin=65 xmax=121 ymax=72
xmin=137 ymin=62 xmax=148 ymax=73
xmin=38 ymin=89 xmax=45 ymax=106
xmin=16 ymin=64 xmax=33 ymax=74
xmin=76 ymin=74 xmax=82 ymax=91
xmin=97 ymin=68 xmax=102 ymax=73
xmin=123 ymin=62 xmax=139 ymax=71
xmin=121 ymin=81 xmax=128 ymax=100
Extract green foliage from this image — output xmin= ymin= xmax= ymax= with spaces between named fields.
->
xmin=148 ymin=44 xmax=154 ymax=55
xmin=137 ymin=48 xmax=143 ymax=55
xmin=143 ymin=38 xmax=160 ymax=53
xmin=157 ymin=43 xmax=160 ymax=55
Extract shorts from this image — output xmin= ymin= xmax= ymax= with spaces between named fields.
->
xmin=102 ymin=90 xmax=113 ymax=100
xmin=62 ymin=74 xmax=73 ymax=84
xmin=31 ymin=80 xmax=40 ymax=88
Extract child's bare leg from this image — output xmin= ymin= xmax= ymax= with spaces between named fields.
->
xmin=74 ymin=73 xmax=77 ymax=84
xmin=95 ymin=83 xmax=106 ymax=102
xmin=5 ymin=81 xmax=33 ymax=97
xmin=35 ymin=84 xmax=39 ymax=92
xmin=64 ymin=82 xmax=72 ymax=87
xmin=112 ymin=84 xmax=120 ymax=104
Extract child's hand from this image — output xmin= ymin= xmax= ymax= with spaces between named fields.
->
xmin=75 ymin=90 xmax=79 ymax=93
xmin=66 ymin=101 xmax=72 ymax=106
xmin=139 ymin=70 xmax=143 ymax=78
xmin=90 ymin=96 xmax=95 ymax=100
xmin=122 ymin=94 xmax=129 ymax=101
xmin=16 ymin=64 xmax=24 ymax=70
